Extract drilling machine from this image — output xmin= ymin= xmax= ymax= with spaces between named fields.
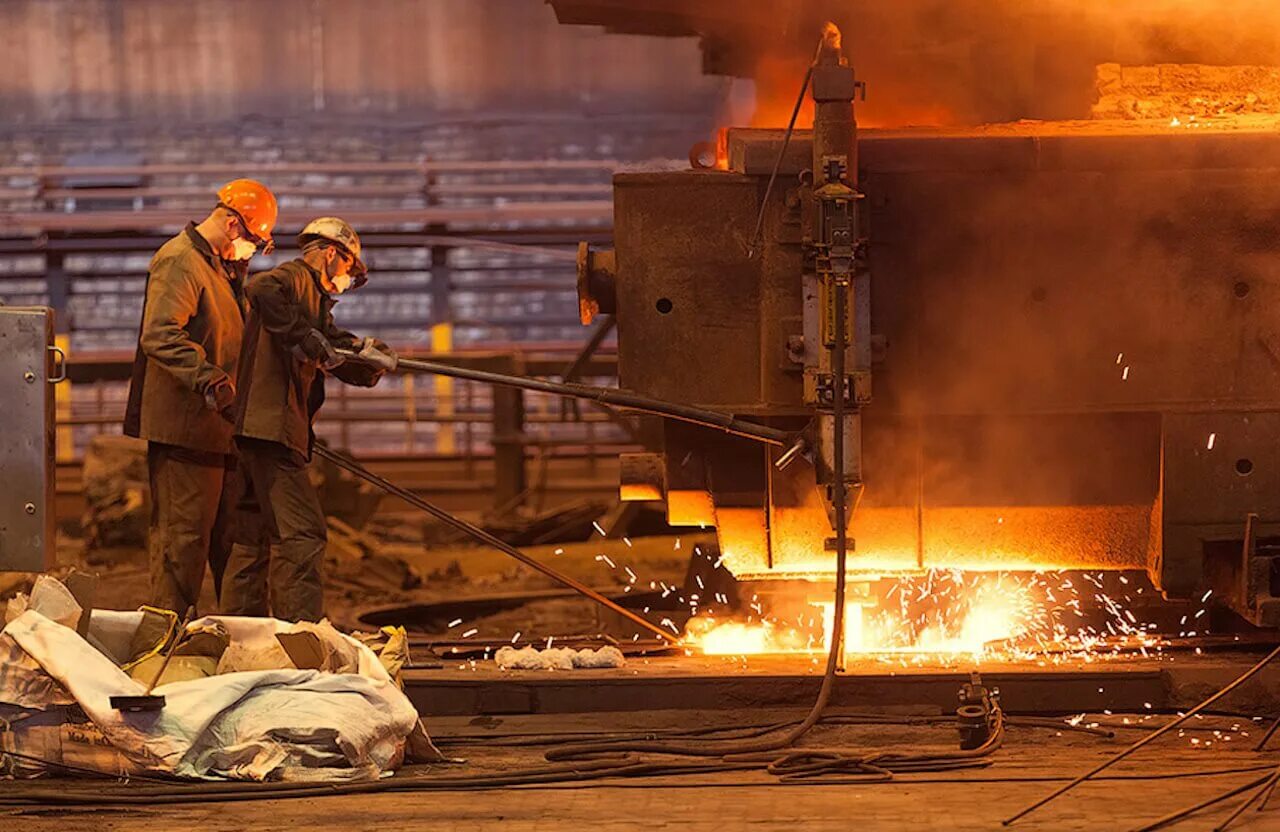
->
xmin=576 ymin=24 xmax=1280 ymax=629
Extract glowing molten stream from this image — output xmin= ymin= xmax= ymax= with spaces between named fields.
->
xmin=688 ymin=572 xmax=1053 ymax=657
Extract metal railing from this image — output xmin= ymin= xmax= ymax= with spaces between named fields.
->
xmin=58 ymin=346 xmax=635 ymax=510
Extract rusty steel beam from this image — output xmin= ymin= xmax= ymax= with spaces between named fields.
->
xmin=0 ymin=159 xmax=625 ymax=178
xmin=63 ymin=349 xmax=617 ymax=384
xmin=0 ymin=201 xmax=613 ymax=234
xmin=26 ymin=183 xmax=611 ymax=201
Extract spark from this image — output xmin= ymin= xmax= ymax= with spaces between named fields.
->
xmin=461 ymin=628 xmax=478 ymax=638
xmin=685 ymin=568 xmax=1165 ymax=663
xmin=1122 ymin=365 xmax=1130 ymax=380
xmin=1207 ymin=433 xmax=1216 ymax=450
xmin=447 ymin=618 xmax=463 ymax=628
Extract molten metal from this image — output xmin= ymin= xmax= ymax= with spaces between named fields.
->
xmin=686 ymin=569 xmax=1175 ymax=661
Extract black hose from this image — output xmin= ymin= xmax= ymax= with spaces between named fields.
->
xmin=3 ymin=761 xmax=1273 ymax=806
xmin=542 ymin=282 xmax=855 ymax=764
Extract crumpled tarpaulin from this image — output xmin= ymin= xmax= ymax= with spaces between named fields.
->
xmin=3 ymin=610 xmax=421 ymax=781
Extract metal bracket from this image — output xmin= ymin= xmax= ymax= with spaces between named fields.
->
xmin=47 ymin=345 xmax=67 ymax=384
xmin=957 ymin=672 xmax=1000 ymax=750
xmin=1241 ymin=512 xmax=1258 ymax=609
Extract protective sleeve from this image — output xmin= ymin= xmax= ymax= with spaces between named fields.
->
xmin=246 ymin=266 xmax=315 ymax=351
xmin=138 ymin=255 xmax=226 ymax=394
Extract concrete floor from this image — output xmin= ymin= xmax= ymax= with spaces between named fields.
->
xmin=5 ymin=709 xmax=1280 ymax=831
xmin=15 ymin=535 xmax=1280 ymax=829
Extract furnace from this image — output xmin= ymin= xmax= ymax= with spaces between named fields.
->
xmin=578 ymin=32 xmax=1280 ymax=630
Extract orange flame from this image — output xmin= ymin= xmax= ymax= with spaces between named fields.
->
xmin=685 ymin=570 xmax=1164 ymax=660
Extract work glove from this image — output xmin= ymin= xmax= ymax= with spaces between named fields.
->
xmin=293 ymin=329 xmax=345 ymax=370
xmin=358 ymin=336 xmax=399 ymax=372
xmin=204 ymin=377 xmax=237 ymax=422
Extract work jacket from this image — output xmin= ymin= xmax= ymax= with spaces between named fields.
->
xmin=124 ymin=224 xmax=246 ymax=455
xmin=233 ymin=259 xmax=380 ymax=459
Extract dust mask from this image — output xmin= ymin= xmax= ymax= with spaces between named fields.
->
xmin=331 ymin=273 xmax=353 ymax=294
xmin=229 ymin=238 xmax=258 ymax=261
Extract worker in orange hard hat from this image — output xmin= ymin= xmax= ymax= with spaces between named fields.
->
xmin=217 ymin=178 xmax=278 ymax=255
xmin=124 ymin=179 xmax=278 ymax=615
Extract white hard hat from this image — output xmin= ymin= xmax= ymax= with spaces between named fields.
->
xmin=298 ymin=217 xmax=366 ymax=286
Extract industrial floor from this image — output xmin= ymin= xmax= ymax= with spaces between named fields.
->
xmin=402 ymin=648 xmax=1280 ymax=719
xmin=5 ymin=708 xmax=1279 ymax=831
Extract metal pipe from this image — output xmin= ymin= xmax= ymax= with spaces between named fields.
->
xmin=1003 ymin=642 xmax=1280 ymax=825
xmin=338 ymin=349 xmax=792 ymax=447
xmin=831 ymin=278 xmax=850 ymax=669
xmin=312 ymin=444 xmax=677 ymax=643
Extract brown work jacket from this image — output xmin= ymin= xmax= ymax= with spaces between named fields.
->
xmin=124 ymin=224 xmax=246 ymax=455
xmin=233 ymin=259 xmax=380 ymax=459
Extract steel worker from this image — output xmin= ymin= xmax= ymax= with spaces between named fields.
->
xmin=223 ymin=217 xmax=397 ymax=621
xmin=124 ymin=179 xmax=279 ymax=614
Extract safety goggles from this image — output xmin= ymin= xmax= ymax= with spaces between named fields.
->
xmin=218 ymin=202 xmax=276 ymax=254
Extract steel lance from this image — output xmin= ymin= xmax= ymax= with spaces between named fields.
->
xmin=334 ymin=347 xmax=795 ymax=448
xmin=312 ymin=444 xmax=678 ymax=643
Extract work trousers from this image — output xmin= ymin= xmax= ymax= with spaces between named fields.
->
xmin=221 ymin=439 xmax=326 ymax=622
xmin=146 ymin=442 xmax=238 ymax=615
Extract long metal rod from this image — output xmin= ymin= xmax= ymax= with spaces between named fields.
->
xmin=1130 ymin=772 xmax=1275 ymax=832
xmin=831 ymin=278 xmax=850 ymax=668
xmin=312 ymin=444 xmax=677 ymax=643
xmin=746 ymin=43 xmax=821 ymax=259
xmin=1004 ymin=642 xmax=1280 ymax=825
xmin=338 ymin=349 xmax=792 ymax=447
xmin=1213 ymin=766 xmax=1280 ymax=831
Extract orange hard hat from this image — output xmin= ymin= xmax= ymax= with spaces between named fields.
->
xmin=216 ymin=179 xmax=278 ymax=248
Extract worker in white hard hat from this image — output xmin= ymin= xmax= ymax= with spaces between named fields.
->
xmin=222 ymin=217 xmax=397 ymax=621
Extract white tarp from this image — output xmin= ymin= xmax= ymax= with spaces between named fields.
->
xmin=3 ymin=610 xmax=421 ymax=781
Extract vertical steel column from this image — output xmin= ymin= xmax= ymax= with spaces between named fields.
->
xmin=491 ymin=354 xmax=527 ymax=511
xmin=422 ymin=158 xmax=456 ymax=454
xmin=44 ymin=247 xmax=74 ymax=461
xmin=805 ymin=23 xmax=866 ymax=537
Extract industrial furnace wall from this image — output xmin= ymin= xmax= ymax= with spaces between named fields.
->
xmin=611 ymin=127 xmax=1280 ymax=595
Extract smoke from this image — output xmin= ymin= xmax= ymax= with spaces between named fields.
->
xmin=733 ymin=0 xmax=1280 ymax=126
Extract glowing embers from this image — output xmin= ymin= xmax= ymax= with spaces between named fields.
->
xmin=824 ymin=571 xmax=1039 ymax=655
xmin=684 ymin=618 xmax=782 ymax=655
xmin=685 ymin=569 xmax=1173 ymax=660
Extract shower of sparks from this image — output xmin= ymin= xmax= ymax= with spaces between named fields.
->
xmin=684 ymin=569 xmax=1188 ymax=664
